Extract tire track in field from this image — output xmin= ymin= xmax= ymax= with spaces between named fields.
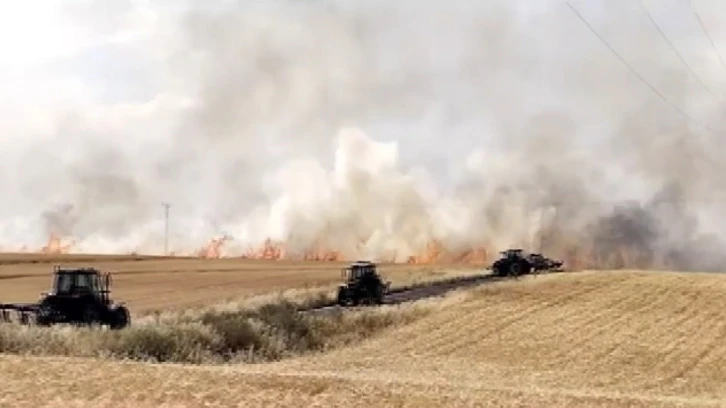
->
xmin=538 ymin=285 xmax=636 ymax=339
xmin=418 ymin=276 xmax=595 ymax=356
xmin=591 ymin=292 xmax=704 ymax=372
xmin=586 ymin=284 xmax=694 ymax=367
xmin=381 ymin=275 xmax=497 ymax=305
xmin=630 ymin=288 xmax=706 ymax=389
xmin=641 ymin=291 xmax=726 ymax=390
xmin=520 ymin=274 xmax=648 ymax=347
xmin=514 ymin=281 xmax=648 ymax=366
xmin=583 ymin=281 xmax=726 ymax=392
xmin=357 ymin=275 xmax=546 ymax=356
xmin=243 ymin=364 xmax=726 ymax=408
xmin=549 ymin=278 xmax=678 ymax=367
xmin=304 ymin=274 xmax=501 ymax=315
xmin=0 ymin=274 xmax=37 ymax=281
xmin=425 ymin=275 xmax=615 ymax=357
xmin=300 ymin=271 xmax=726 ymax=405
xmin=540 ymin=286 xmax=683 ymax=389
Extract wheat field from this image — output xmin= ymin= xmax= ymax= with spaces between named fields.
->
xmin=1 ymin=266 xmax=726 ymax=407
xmin=0 ymin=254 xmax=479 ymax=313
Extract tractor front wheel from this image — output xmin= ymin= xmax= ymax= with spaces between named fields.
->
xmin=337 ymin=288 xmax=348 ymax=306
xmin=35 ymin=305 xmax=54 ymax=326
xmin=374 ymin=286 xmax=385 ymax=305
xmin=109 ymin=305 xmax=130 ymax=330
xmin=508 ymin=262 xmax=520 ymax=277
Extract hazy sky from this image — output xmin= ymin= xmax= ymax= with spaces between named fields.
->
xmin=1 ymin=0 xmax=726 ymax=256
xmin=3 ymin=1 xmax=724 ymax=127
xmin=3 ymin=1 xmax=725 ymax=142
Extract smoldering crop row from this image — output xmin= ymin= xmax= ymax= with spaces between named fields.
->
xmin=2 ymin=1 xmax=726 ymax=270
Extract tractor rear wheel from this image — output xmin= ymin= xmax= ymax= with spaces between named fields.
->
xmin=493 ymin=260 xmax=510 ymax=277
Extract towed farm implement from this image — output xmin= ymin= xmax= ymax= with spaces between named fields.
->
xmin=0 ymin=265 xmax=130 ymax=330
xmin=490 ymin=249 xmax=565 ymax=277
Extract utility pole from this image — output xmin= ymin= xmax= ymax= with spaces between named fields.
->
xmin=162 ymin=202 xmax=170 ymax=255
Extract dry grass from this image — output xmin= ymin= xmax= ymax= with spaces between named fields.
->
xmin=3 ymin=269 xmax=726 ymax=407
xmin=0 ymin=288 xmax=433 ymax=364
xmin=0 ymin=254 xmax=481 ymax=313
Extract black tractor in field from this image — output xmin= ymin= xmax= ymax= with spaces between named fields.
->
xmin=336 ymin=261 xmax=392 ymax=306
xmin=0 ymin=265 xmax=130 ymax=330
xmin=490 ymin=249 xmax=564 ymax=278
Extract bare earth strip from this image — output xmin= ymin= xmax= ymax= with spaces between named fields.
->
xmin=2 ymin=270 xmax=726 ymax=407
xmin=0 ymin=255 xmax=481 ymax=313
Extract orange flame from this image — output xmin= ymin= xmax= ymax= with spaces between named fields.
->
xmin=406 ymin=240 xmax=490 ymax=265
xmin=5 ymin=227 xmax=680 ymax=271
xmin=242 ymin=238 xmax=285 ymax=260
xmin=220 ymin=237 xmax=490 ymax=265
xmin=197 ymin=235 xmax=233 ymax=259
xmin=302 ymin=237 xmax=343 ymax=261
xmin=41 ymin=234 xmax=75 ymax=254
xmin=236 ymin=237 xmax=344 ymax=261
xmin=407 ymin=240 xmax=443 ymax=264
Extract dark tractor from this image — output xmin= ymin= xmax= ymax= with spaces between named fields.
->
xmin=491 ymin=249 xmax=534 ymax=278
xmin=33 ymin=265 xmax=130 ymax=329
xmin=336 ymin=261 xmax=391 ymax=306
xmin=490 ymin=249 xmax=564 ymax=277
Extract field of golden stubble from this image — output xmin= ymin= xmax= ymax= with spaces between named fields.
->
xmin=0 ymin=253 xmax=481 ymax=313
xmin=2 ymin=269 xmax=726 ymax=407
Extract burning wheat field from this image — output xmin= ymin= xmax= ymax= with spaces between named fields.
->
xmin=3 ymin=0 xmax=726 ymax=407
xmin=1 ymin=270 xmax=726 ymax=408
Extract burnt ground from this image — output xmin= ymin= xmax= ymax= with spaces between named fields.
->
xmin=304 ymin=270 xmax=572 ymax=314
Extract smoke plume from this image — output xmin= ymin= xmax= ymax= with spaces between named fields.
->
xmin=2 ymin=0 xmax=726 ymax=270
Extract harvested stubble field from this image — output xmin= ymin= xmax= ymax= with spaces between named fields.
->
xmin=2 ymin=260 xmax=726 ymax=407
xmin=0 ymin=253 xmax=479 ymax=314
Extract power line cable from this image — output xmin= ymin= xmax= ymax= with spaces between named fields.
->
xmin=640 ymin=0 xmax=717 ymax=99
xmin=565 ymin=1 xmax=723 ymax=134
xmin=543 ymin=197 xmax=726 ymax=207
xmin=687 ymin=0 xmax=726 ymax=75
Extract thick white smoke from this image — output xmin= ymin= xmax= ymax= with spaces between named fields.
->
xmin=1 ymin=0 xmax=726 ymax=268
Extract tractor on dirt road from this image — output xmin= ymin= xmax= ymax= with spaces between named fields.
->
xmin=0 ymin=265 xmax=130 ymax=330
xmin=336 ymin=261 xmax=392 ymax=306
xmin=490 ymin=249 xmax=564 ymax=278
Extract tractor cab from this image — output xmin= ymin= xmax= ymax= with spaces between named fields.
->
xmin=341 ymin=261 xmax=377 ymax=281
xmin=501 ymin=249 xmax=525 ymax=259
xmin=32 ymin=265 xmax=129 ymax=329
xmin=48 ymin=266 xmax=112 ymax=304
